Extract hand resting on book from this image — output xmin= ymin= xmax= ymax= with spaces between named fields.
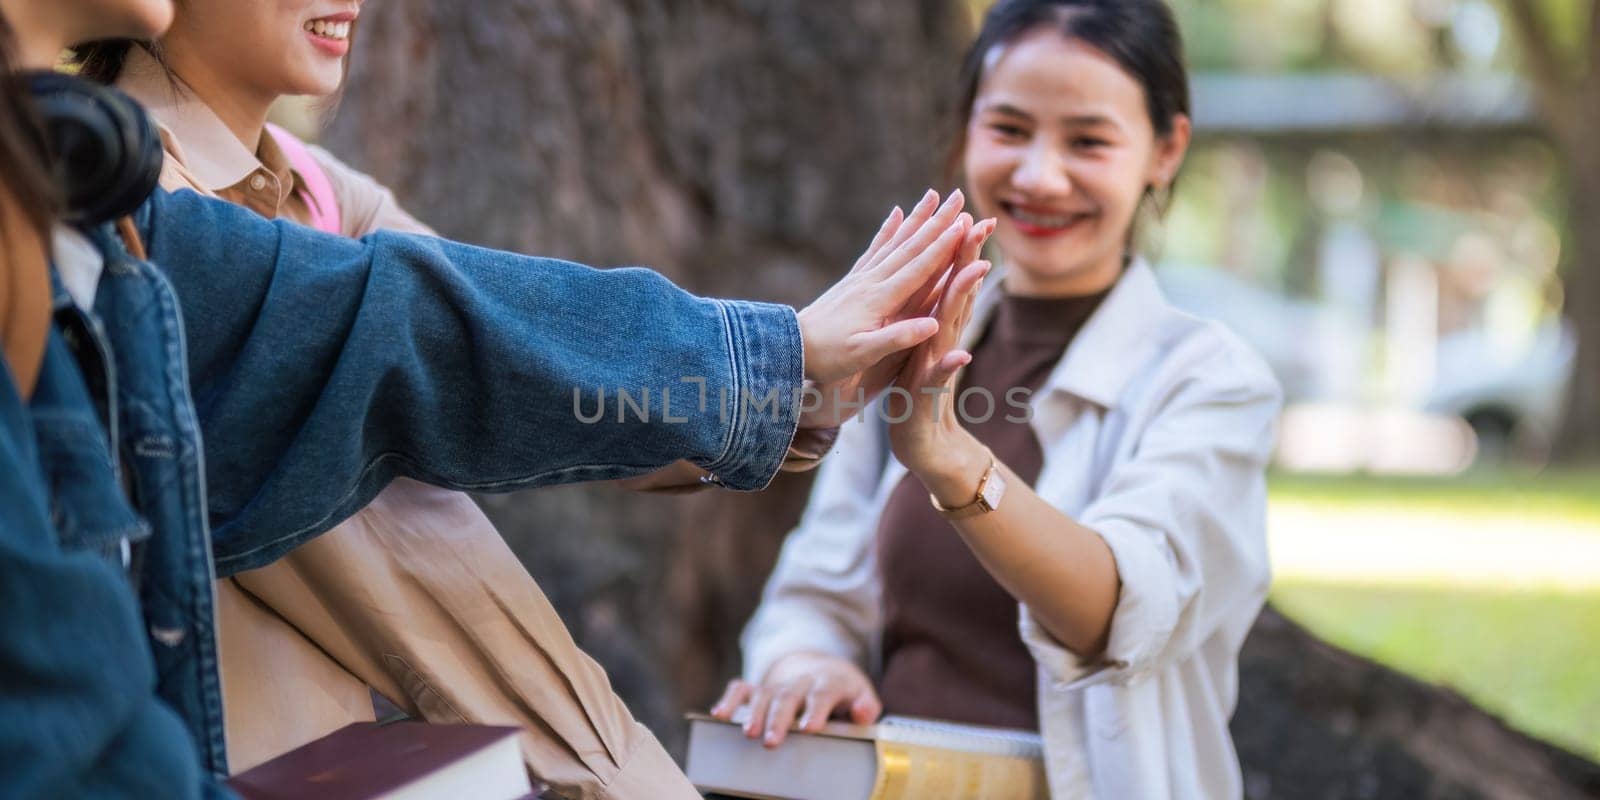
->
xmin=710 ymin=651 xmax=883 ymax=749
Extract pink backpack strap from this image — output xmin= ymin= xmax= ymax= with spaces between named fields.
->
xmin=265 ymin=122 xmax=343 ymax=235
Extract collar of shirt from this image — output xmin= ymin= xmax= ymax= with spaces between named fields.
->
xmin=116 ymin=47 xmax=308 ymax=219
xmin=965 ymin=257 xmax=1171 ymax=411
xmin=52 ymin=225 xmax=104 ymax=312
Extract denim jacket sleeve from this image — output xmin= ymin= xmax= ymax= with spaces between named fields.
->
xmin=134 ymin=189 xmax=803 ymax=574
xmin=0 ymin=366 xmax=228 ymax=799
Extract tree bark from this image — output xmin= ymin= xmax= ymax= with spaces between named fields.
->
xmin=1234 ymin=606 xmax=1600 ymax=799
xmin=325 ymin=0 xmax=971 ymax=750
xmin=1503 ymin=0 xmax=1600 ymax=462
xmin=1553 ymin=57 xmax=1600 ymax=463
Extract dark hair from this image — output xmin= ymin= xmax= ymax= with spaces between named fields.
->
xmin=70 ymin=39 xmax=166 ymax=85
xmin=0 ymin=14 xmax=60 ymax=237
xmin=948 ymin=0 xmax=1191 ymax=174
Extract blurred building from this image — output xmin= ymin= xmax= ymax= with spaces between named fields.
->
xmin=1160 ymin=70 xmax=1573 ymax=473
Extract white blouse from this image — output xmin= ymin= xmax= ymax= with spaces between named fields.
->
xmin=741 ymin=259 xmax=1283 ymax=799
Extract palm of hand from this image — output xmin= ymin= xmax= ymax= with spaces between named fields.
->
xmin=801 ymin=196 xmax=996 ymax=429
xmin=798 ymin=191 xmax=969 ymax=405
xmin=885 ymin=219 xmax=995 ymax=470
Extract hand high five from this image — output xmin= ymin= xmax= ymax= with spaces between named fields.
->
xmin=796 ymin=190 xmax=995 ymax=428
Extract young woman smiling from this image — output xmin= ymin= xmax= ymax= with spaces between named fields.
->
xmin=714 ymin=2 xmax=1283 ymax=797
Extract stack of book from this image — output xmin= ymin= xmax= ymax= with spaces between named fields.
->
xmin=685 ymin=711 xmax=1046 ymax=800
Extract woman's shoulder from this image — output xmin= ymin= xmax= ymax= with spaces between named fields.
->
xmin=299 ymin=142 xmax=435 ymax=238
xmin=1129 ymin=285 xmax=1283 ymax=414
xmin=298 ymin=140 xmax=371 ymax=189
xmin=1162 ymin=310 xmax=1276 ymax=390
xmin=1087 ymin=262 xmax=1282 ymax=411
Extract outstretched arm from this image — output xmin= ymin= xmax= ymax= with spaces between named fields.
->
xmin=137 ymin=187 xmax=970 ymax=573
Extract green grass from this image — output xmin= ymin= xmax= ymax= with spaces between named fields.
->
xmin=1272 ymin=581 xmax=1600 ymax=761
xmin=1268 ymin=469 xmax=1600 ymax=528
xmin=1266 ymin=471 xmax=1600 ymax=759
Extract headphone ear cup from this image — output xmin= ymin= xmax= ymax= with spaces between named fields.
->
xmin=24 ymin=71 xmax=163 ymax=226
xmin=97 ymin=82 xmax=164 ymax=225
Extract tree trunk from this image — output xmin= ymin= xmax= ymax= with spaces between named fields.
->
xmin=1506 ymin=0 xmax=1600 ymax=463
xmin=1234 ymin=606 xmax=1600 ymax=798
xmin=324 ymin=0 xmax=971 ymax=751
xmin=1553 ymin=68 xmax=1600 ymax=464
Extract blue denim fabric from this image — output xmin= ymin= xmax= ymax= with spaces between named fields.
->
xmin=0 ymin=187 xmax=802 ymax=795
xmin=0 ymin=249 xmax=225 ymax=798
xmin=136 ymin=189 xmax=802 ymax=573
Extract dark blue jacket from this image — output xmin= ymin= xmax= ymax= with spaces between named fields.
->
xmin=0 ymin=188 xmax=802 ymax=796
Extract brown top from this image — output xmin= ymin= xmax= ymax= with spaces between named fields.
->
xmin=876 ymin=287 xmax=1109 ymax=730
xmin=115 ymin=47 xmax=433 ymax=237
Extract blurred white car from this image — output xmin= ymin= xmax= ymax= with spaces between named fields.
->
xmin=1424 ymin=320 xmax=1576 ymax=462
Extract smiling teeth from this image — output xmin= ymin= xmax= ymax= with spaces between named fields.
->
xmin=1010 ymin=207 xmax=1074 ymax=228
xmin=304 ymin=20 xmax=352 ymax=40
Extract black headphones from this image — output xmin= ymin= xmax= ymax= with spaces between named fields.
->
xmin=23 ymin=70 xmax=163 ymax=227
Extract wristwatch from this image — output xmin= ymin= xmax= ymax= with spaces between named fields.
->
xmin=930 ymin=457 xmax=1007 ymax=520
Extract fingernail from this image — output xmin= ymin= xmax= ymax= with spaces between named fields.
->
xmin=920 ymin=189 xmax=937 ymax=207
xmin=951 ymin=188 xmax=964 ymax=204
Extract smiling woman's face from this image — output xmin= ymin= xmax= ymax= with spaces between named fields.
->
xmin=961 ymin=29 xmax=1187 ymax=297
xmin=161 ymin=0 xmax=361 ymax=99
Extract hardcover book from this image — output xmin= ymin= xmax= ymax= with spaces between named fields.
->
xmin=685 ymin=711 xmax=1046 ymax=800
xmin=226 ymin=721 xmax=533 ymax=800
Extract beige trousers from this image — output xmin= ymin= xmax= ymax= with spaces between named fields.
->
xmin=215 ymin=478 xmax=696 ymax=800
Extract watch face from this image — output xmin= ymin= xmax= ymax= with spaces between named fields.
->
xmin=979 ymin=468 xmax=1007 ymax=509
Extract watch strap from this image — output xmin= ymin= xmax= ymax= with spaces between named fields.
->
xmin=930 ymin=457 xmax=1002 ymax=520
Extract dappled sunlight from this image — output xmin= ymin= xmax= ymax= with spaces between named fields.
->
xmin=1268 ymin=501 xmax=1600 ymax=590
